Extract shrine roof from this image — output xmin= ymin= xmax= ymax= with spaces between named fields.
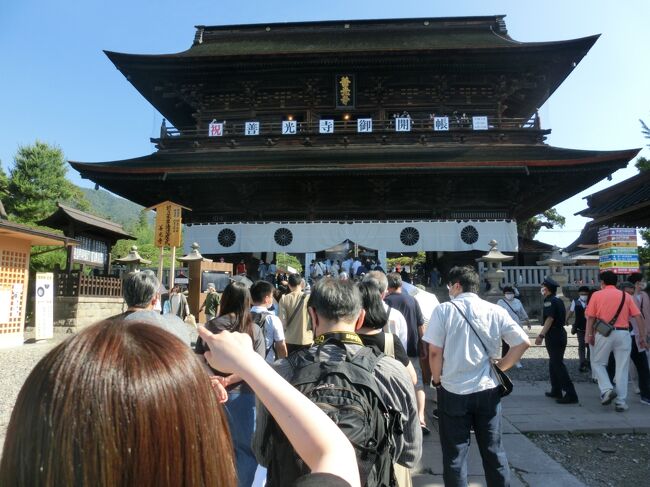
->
xmin=70 ymin=145 xmax=639 ymax=175
xmin=0 ymin=220 xmax=78 ymax=247
xmin=38 ymin=203 xmax=135 ymax=241
xmin=106 ymin=16 xmax=595 ymax=58
xmin=576 ymin=170 xmax=650 ymax=227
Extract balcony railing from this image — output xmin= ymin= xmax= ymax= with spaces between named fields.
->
xmin=159 ymin=115 xmax=541 ymax=141
xmin=483 ymin=265 xmax=601 ymax=289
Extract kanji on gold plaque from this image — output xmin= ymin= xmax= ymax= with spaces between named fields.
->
xmin=148 ymin=201 xmax=186 ymax=248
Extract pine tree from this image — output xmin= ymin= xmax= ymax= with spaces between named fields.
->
xmin=7 ymin=141 xmax=87 ymax=223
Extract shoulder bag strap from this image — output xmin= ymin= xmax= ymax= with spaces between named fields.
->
xmin=607 ymin=291 xmax=627 ymax=327
xmin=285 ymin=293 xmax=306 ymax=329
xmin=383 ymin=332 xmax=395 ymax=358
xmin=501 ymin=299 xmax=517 ymax=315
xmin=450 ymin=301 xmax=490 ymax=357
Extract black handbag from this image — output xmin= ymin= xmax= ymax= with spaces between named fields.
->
xmin=450 ymin=302 xmax=514 ymax=397
xmin=594 ymin=291 xmax=626 ymax=337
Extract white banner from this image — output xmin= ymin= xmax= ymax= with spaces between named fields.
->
xmin=185 ymin=220 xmax=518 ymax=254
xmin=35 ymin=273 xmax=54 ymax=340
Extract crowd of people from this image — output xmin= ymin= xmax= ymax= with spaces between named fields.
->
xmin=1 ymin=261 xmax=648 ymax=487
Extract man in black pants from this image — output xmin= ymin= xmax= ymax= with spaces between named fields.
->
xmin=535 ymin=277 xmax=579 ymax=404
xmin=567 ymin=285 xmax=591 ymax=372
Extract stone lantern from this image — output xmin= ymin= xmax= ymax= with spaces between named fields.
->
xmin=476 ymin=239 xmax=513 ymax=303
xmin=177 ymin=242 xmax=210 ymax=263
xmin=536 ymin=248 xmax=575 ymax=306
xmin=114 ymin=245 xmax=151 ymax=273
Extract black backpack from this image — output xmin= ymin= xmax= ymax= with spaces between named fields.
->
xmin=265 ymin=339 xmax=398 ymax=487
xmin=250 ymin=311 xmax=274 ymax=359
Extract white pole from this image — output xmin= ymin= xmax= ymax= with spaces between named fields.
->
xmin=157 ymin=247 xmax=164 ymax=282
xmin=169 ymin=246 xmax=176 ymax=289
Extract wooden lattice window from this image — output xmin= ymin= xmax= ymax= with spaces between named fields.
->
xmin=0 ymin=249 xmax=28 ymax=335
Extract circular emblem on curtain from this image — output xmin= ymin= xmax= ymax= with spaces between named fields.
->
xmin=399 ymin=227 xmax=420 ymax=246
xmin=217 ymin=228 xmax=237 ymax=247
xmin=460 ymin=225 xmax=479 ymax=245
xmin=274 ymin=227 xmax=293 ymax=246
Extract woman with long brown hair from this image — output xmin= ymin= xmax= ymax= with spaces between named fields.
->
xmin=0 ymin=319 xmax=236 ymax=486
xmin=0 ymin=320 xmax=360 ymax=487
xmin=195 ymin=280 xmax=265 ymax=487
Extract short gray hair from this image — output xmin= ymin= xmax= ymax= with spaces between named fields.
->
xmin=386 ymin=272 xmax=402 ymax=290
xmin=363 ymin=271 xmax=388 ymax=294
xmin=123 ymin=270 xmax=160 ymax=308
xmin=307 ymin=277 xmax=361 ymax=323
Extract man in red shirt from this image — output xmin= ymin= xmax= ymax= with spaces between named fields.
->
xmin=586 ymin=271 xmax=646 ymax=412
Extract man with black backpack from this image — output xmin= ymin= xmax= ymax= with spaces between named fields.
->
xmin=253 ymin=278 xmax=421 ymax=487
xmin=250 ymin=280 xmax=287 ymax=363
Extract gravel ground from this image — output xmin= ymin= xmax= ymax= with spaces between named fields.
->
xmin=528 ymin=432 xmax=650 ymax=487
xmin=506 ymin=324 xmax=597 ymax=383
xmin=0 ymin=331 xmax=68 ymax=453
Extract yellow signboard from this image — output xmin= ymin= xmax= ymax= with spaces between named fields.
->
xmin=151 ymin=201 xmax=184 ymax=248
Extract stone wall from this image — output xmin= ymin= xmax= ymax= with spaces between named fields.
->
xmin=54 ymin=296 xmax=126 ymax=330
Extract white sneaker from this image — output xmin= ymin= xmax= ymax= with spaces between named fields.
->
xmin=601 ymin=389 xmax=617 ymax=405
xmin=615 ymin=402 xmax=629 ymax=412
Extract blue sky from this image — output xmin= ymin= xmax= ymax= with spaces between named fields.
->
xmin=1 ymin=0 xmax=649 ymax=248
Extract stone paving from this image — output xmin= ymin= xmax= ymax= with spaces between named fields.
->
xmin=411 ymin=378 xmax=650 ymax=486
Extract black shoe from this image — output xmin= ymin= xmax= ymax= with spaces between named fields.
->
xmin=421 ymin=424 xmax=431 ymax=435
xmin=556 ymin=395 xmax=579 ymax=404
xmin=579 ymin=365 xmax=588 ymax=373
xmin=431 ymin=408 xmax=439 ymax=421
xmin=545 ymin=391 xmax=562 ymax=399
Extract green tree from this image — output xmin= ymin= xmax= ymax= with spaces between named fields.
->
xmin=0 ymin=164 xmax=8 ymax=218
xmin=6 ymin=141 xmax=88 ymax=223
xmin=0 ymin=164 xmax=8 ymax=197
xmin=635 ymin=152 xmax=649 ymax=266
xmin=517 ymin=208 xmax=566 ymax=240
xmin=636 ymin=156 xmax=650 ymax=173
xmin=276 ymin=252 xmax=303 ymax=273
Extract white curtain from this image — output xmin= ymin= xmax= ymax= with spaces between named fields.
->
xmin=185 ymin=220 xmax=518 ymax=254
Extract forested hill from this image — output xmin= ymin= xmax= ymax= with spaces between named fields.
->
xmin=79 ymin=187 xmax=149 ymax=230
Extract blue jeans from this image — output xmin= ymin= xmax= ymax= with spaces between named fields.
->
xmin=438 ymin=387 xmax=510 ymax=487
xmin=225 ymin=392 xmax=257 ymax=487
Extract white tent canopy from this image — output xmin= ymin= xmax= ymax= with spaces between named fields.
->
xmin=184 ymin=220 xmax=518 ymax=254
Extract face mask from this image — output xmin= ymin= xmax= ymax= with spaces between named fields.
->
xmin=505 ymin=293 xmax=515 ymax=300
xmin=579 ymin=295 xmax=588 ymax=302
xmin=540 ymin=288 xmax=546 ymax=296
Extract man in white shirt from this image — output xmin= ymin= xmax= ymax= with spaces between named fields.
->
xmin=250 ymin=280 xmax=287 ymax=362
xmin=424 ymin=266 xmax=529 ymax=487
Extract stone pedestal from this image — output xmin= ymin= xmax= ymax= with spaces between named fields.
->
xmin=54 ymin=296 xmax=126 ymax=330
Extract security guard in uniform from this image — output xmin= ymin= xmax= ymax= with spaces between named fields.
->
xmin=535 ymin=277 xmax=579 ymax=404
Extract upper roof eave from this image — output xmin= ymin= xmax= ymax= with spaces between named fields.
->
xmin=103 ymin=33 xmax=599 ymax=63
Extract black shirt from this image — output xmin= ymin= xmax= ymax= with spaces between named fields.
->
xmin=543 ymin=295 xmax=566 ymax=328
xmin=384 ymin=292 xmax=424 ymax=357
xmin=359 ymin=332 xmax=409 ymax=366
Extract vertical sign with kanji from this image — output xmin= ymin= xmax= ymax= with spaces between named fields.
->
xmin=153 ymin=201 xmax=183 ymax=248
